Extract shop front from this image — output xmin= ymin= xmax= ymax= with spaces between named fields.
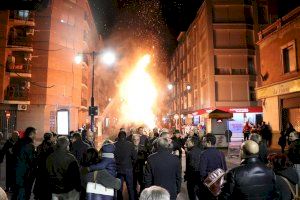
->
xmin=194 ymin=106 xmax=263 ymax=144
xmin=256 ymin=78 xmax=300 ymax=148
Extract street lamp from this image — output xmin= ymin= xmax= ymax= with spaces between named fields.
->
xmin=186 ymin=83 xmax=192 ymax=113
xmin=186 ymin=84 xmax=191 ymax=91
xmin=75 ymin=50 xmax=116 ymax=132
xmin=167 ymin=83 xmax=173 ymax=90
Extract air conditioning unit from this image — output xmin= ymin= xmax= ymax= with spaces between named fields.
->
xmin=18 ymin=104 xmax=28 ymax=111
xmin=26 ymin=28 xmax=34 ymax=36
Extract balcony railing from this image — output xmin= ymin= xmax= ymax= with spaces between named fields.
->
xmin=81 ymin=98 xmax=88 ymax=107
xmin=6 ymin=63 xmax=31 ymax=74
xmin=7 ymin=36 xmax=33 ymax=47
xmin=5 ymin=84 xmax=30 ymax=101
xmin=9 ymin=10 xmax=35 ymax=21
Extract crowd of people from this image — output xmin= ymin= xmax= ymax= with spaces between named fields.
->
xmin=0 ymin=125 xmax=299 ymax=200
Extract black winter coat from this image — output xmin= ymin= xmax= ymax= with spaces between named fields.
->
xmin=46 ymin=148 xmax=81 ymax=194
xmin=185 ymin=145 xmax=203 ymax=181
xmin=199 ymin=147 xmax=227 ymax=180
xmin=144 ymin=148 xmax=181 ymax=200
xmin=220 ymin=157 xmax=279 ymax=200
xmin=275 ymin=167 xmax=299 ymax=200
xmin=114 ymin=138 xmax=137 ymax=173
xmin=288 ymin=139 xmax=300 ymax=164
xmin=71 ymin=140 xmax=90 ymax=165
xmin=13 ymin=137 xmax=36 ymax=187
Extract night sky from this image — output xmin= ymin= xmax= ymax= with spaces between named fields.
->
xmin=87 ymin=0 xmax=300 ymax=56
xmin=88 ymin=0 xmax=203 ymax=56
xmin=88 ymin=0 xmax=202 ymax=38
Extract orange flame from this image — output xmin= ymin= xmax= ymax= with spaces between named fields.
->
xmin=119 ymin=54 xmax=158 ymax=128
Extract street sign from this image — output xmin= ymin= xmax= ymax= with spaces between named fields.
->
xmin=88 ymin=106 xmax=98 ymax=116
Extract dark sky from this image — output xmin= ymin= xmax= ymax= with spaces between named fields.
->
xmin=88 ymin=0 xmax=202 ymax=38
xmin=87 ymin=0 xmax=300 ymax=56
xmin=88 ymin=0 xmax=203 ymax=55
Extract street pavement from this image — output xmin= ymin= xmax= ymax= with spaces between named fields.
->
xmin=0 ymin=149 xmax=241 ymax=200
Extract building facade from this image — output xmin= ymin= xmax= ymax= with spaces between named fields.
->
xmin=167 ymin=0 xmax=269 ymax=134
xmin=0 ymin=0 xmax=104 ymax=140
xmin=256 ymin=7 xmax=300 ymax=148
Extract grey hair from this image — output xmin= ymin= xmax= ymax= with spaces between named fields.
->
xmin=132 ymin=134 xmax=140 ymax=139
xmin=250 ymin=133 xmax=262 ymax=144
xmin=140 ymin=186 xmax=170 ymax=200
xmin=157 ymin=137 xmax=171 ymax=149
xmin=57 ymin=136 xmax=70 ymax=149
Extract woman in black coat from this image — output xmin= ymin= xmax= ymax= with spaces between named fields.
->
xmin=269 ymin=153 xmax=299 ymax=200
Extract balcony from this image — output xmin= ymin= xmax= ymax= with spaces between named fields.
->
xmin=9 ymin=10 xmax=35 ymax=26
xmin=6 ymin=53 xmax=32 ymax=76
xmin=7 ymin=64 xmax=32 ymax=77
xmin=4 ymin=81 xmax=30 ymax=104
xmin=7 ymin=36 xmax=33 ymax=48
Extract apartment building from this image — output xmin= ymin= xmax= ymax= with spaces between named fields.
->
xmin=256 ymin=7 xmax=300 ymax=148
xmin=0 ymin=0 xmax=104 ymax=140
xmin=168 ymin=0 xmax=268 ymax=134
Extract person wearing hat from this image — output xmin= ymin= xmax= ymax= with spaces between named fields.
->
xmin=220 ymin=140 xmax=279 ymax=199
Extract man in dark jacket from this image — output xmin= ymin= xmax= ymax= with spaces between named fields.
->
xmin=220 ymin=140 xmax=279 ymax=200
xmin=13 ymin=127 xmax=37 ymax=200
xmin=115 ymin=131 xmax=137 ymax=200
xmin=46 ymin=136 xmax=81 ymax=199
xmin=287 ymin=131 xmax=300 ymax=184
xmin=81 ymin=129 xmax=95 ymax=148
xmin=0 ymin=131 xmax=19 ymax=192
xmin=185 ymin=136 xmax=203 ymax=200
xmin=71 ymin=132 xmax=90 ymax=166
xmin=250 ymin=133 xmax=268 ymax=164
xmin=132 ymin=134 xmax=149 ymax=198
xmin=172 ymin=129 xmax=184 ymax=159
xmin=144 ymin=137 xmax=181 ymax=200
xmin=33 ymin=132 xmax=55 ymax=200
xmin=199 ymin=134 xmax=227 ymax=200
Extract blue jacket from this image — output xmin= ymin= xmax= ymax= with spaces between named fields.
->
xmin=89 ymin=143 xmax=116 ymax=177
xmin=199 ymin=147 xmax=227 ymax=180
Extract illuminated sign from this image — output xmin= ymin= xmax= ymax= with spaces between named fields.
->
xmin=256 ymin=79 xmax=300 ymax=99
xmin=229 ymin=108 xmax=249 ymax=113
xmin=57 ymin=110 xmax=69 ymax=135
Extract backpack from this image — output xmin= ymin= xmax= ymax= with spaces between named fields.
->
xmin=279 ymin=176 xmax=299 ymax=200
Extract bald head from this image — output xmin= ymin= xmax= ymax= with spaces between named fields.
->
xmin=241 ymin=140 xmax=259 ymax=159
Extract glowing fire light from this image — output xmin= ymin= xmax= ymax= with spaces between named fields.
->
xmin=119 ymin=54 xmax=158 ymax=128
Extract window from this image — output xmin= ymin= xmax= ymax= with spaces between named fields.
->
xmin=18 ymin=10 xmax=29 ymax=19
xmin=282 ymin=41 xmax=297 ymax=73
xmin=232 ymin=68 xmax=247 ymax=75
xmin=248 ymin=57 xmax=255 ymax=75
xmin=258 ymin=5 xmax=268 ymax=24
xmin=215 ymin=68 xmax=230 ymax=75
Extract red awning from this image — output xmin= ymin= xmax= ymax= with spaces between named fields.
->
xmin=195 ymin=106 xmax=262 ymax=115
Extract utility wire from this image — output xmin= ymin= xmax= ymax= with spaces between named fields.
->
xmin=13 ymin=71 xmax=55 ymax=88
